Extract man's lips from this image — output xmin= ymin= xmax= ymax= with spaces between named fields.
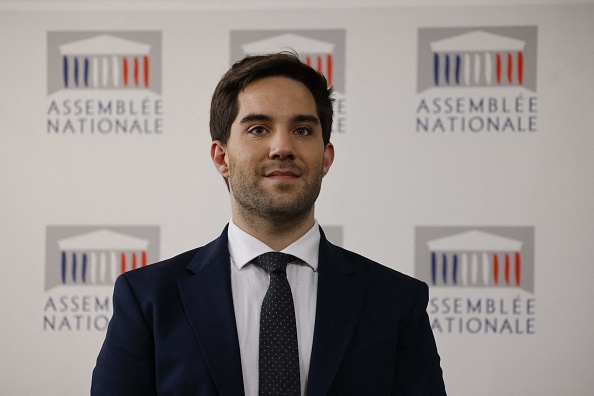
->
xmin=263 ymin=167 xmax=302 ymax=180
xmin=266 ymin=170 xmax=299 ymax=177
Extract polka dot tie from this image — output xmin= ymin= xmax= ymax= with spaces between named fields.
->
xmin=254 ymin=252 xmax=301 ymax=396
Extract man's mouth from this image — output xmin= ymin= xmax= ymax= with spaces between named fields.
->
xmin=266 ymin=170 xmax=299 ymax=177
xmin=264 ymin=165 xmax=302 ymax=180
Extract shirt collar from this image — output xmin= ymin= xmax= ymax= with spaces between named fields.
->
xmin=227 ymin=218 xmax=320 ymax=272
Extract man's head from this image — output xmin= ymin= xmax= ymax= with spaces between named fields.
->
xmin=209 ymin=53 xmax=335 ymax=229
xmin=210 ymin=52 xmax=334 ymax=146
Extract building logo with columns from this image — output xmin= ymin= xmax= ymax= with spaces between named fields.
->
xmin=415 ymin=226 xmax=536 ymax=335
xmin=47 ymin=31 xmax=161 ymax=95
xmin=45 ymin=226 xmax=159 ymax=291
xmin=415 ymin=26 xmax=538 ymax=134
xmin=416 ymin=227 xmax=534 ymax=293
xmin=417 ymin=27 xmax=537 ymax=93
xmin=46 ymin=31 xmax=164 ymax=135
xmin=43 ymin=225 xmax=159 ymax=331
xmin=230 ymin=30 xmax=347 ymax=134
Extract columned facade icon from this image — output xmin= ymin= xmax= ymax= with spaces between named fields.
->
xmin=57 ymin=229 xmax=149 ymax=286
xmin=427 ymin=230 xmax=524 ymax=288
xmin=429 ymin=30 xmax=526 ymax=88
xmin=59 ymin=34 xmax=151 ymax=90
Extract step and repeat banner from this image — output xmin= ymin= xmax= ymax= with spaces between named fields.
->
xmin=1 ymin=2 xmax=593 ymax=395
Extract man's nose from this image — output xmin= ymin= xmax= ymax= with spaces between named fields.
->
xmin=269 ymin=131 xmax=296 ymax=160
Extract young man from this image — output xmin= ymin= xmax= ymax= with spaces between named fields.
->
xmin=91 ymin=53 xmax=446 ymax=395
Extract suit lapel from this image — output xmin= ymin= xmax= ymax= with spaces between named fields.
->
xmin=307 ymin=231 xmax=366 ymax=395
xmin=177 ymin=227 xmax=245 ymax=396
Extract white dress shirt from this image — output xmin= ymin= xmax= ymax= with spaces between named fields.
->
xmin=228 ymin=219 xmax=319 ymax=396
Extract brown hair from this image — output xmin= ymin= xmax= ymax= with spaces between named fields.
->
xmin=210 ymin=52 xmax=334 ymax=145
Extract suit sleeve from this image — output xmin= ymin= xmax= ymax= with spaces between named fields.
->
xmin=91 ymin=274 xmax=157 ymax=396
xmin=393 ymin=282 xmax=447 ymax=395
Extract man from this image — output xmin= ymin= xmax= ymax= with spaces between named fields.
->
xmin=91 ymin=53 xmax=446 ymax=395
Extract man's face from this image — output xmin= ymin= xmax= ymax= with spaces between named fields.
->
xmin=213 ymin=76 xmax=334 ymax=223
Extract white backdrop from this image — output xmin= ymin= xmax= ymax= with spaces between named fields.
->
xmin=1 ymin=1 xmax=593 ymax=395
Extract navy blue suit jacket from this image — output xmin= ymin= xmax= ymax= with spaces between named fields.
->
xmin=91 ymin=227 xmax=446 ymax=395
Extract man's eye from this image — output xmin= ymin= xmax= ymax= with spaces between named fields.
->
xmin=294 ymin=127 xmax=311 ymax=136
xmin=248 ymin=126 xmax=266 ymax=135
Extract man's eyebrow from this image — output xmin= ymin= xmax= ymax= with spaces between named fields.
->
xmin=239 ymin=114 xmax=320 ymax=125
xmin=291 ymin=114 xmax=320 ymax=125
xmin=239 ymin=114 xmax=273 ymax=124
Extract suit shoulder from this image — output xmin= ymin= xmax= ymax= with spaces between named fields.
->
xmin=121 ymin=246 xmax=201 ymax=285
xmin=333 ymin=245 xmax=426 ymax=289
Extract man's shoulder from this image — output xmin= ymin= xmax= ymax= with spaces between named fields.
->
xmin=326 ymin=243 xmax=430 ymax=312
xmin=119 ymin=246 xmax=202 ymax=287
xmin=141 ymin=247 xmax=202 ymax=273
xmin=330 ymin=243 xmax=425 ymax=290
xmin=123 ymin=230 xmax=228 ymax=283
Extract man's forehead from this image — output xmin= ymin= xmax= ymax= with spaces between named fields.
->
xmin=234 ymin=77 xmax=318 ymax=120
xmin=244 ymin=75 xmax=303 ymax=87
xmin=240 ymin=76 xmax=312 ymax=97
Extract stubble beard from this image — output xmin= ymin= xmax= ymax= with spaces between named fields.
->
xmin=228 ymin=160 xmax=323 ymax=227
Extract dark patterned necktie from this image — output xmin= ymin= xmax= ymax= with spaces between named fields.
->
xmin=254 ymin=252 xmax=301 ymax=396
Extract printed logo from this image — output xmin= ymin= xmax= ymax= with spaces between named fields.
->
xmin=230 ymin=30 xmax=347 ymax=133
xmin=46 ymin=31 xmax=164 ymax=135
xmin=47 ymin=32 xmax=162 ymax=94
xmin=418 ymin=27 xmax=537 ymax=92
xmin=415 ymin=26 xmax=538 ymax=134
xmin=416 ymin=226 xmax=536 ymax=335
xmin=45 ymin=226 xmax=159 ymax=291
xmin=43 ymin=225 xmax=159 ymax=332
xmin=416 ymin=227 xmax=534 ymax=293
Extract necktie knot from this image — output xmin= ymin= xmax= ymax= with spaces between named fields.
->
xmin=254 ymin=252 xmax=296 ymax=274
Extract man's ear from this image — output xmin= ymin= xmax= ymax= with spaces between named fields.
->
xmin=210 ymin=140 xmax=230 ymax=178
xmin=322 ymin=142 xmax=335 ymax=177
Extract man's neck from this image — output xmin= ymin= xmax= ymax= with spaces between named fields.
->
xmin=231 ymin=207 xmax=315 ymax=252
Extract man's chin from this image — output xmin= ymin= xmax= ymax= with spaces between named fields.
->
xmin=264 ymin=179 xmax=301 ymax=192
xmin=264 ymin=205 xmax=313 ymax=223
